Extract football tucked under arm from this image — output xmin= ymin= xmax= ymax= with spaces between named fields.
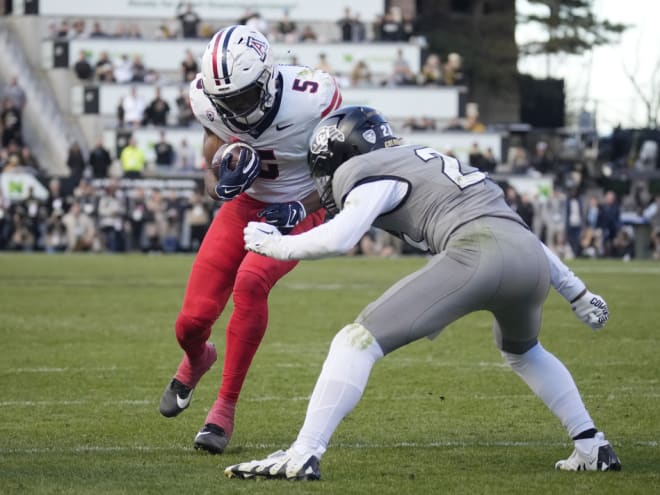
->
xmin=210 ymin=142 xmax=261 ymax=201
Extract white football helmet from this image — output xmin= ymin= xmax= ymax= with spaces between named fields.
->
xmin=201 ymin=25 xmax=279 ymax=131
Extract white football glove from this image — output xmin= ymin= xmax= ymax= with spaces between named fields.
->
xmin=244 ymin=221 xmax=283 ymax=257
xmin=571 ymin=290 xmax=609 ymax=330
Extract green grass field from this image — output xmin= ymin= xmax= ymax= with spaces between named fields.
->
xmin=0 ymin=254 xmax=659 ymax=494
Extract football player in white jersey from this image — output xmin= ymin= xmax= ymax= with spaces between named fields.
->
xmin=158 ymin=25 xmax=342 ymax=454
xmin=225 ymin=106 xmax=620 ymax=480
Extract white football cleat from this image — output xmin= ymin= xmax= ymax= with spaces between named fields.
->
xmin=224 ymin=448 xmax=321 ymax=480
xmin=555 ymin=432 xmax=621 ymax=471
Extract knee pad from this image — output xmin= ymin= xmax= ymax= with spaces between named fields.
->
xmin=329 ymin=323 xmax=384 ymax=362
xmin=233 ymin=269 xmax=272 ymax=302
xmin=175 ymin=297 xmax=218 ymax=346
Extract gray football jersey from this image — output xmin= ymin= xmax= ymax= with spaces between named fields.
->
xmin=331 ymin=145 xmax=527 ymax=254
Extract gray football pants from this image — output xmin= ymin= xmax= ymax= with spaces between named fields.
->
xmin=357 ymin=217 xmax=551 ymax=355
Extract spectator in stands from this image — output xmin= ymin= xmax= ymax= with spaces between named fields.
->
xmin=443 ymin=53 xmax=466 ymax=86
xmin=181 ymin=49 xmax=199 ymax=83
xmin=565 ymin=189 xmax=584 ymax=257
xmin=73 ymin=179 xmax=98 ymax=219
xmin=61 ymin=200 xmax=97 ymax=252
xmin=518 ymin=193 xmax=536 ymax=229
xmin=121 ymin=86 xmax=146 ymax=128
xmin=95 ymin=51 xmax=115 ymax=82
xmin=89 ymin=21 xmax=109 ymax=38
xmin=113 ymin=53 xmax=134 ymax=84
xmin=73 ymin=50 xmax=93 ymax=81
xmin=55 ymin=19 xmax=71 ymax=39
xmin=3 ymin=77 xmax=26 ymax=111
xmin=156 ymin=22 xmax=176 ymax=40
xmin=581 ymin=195 xmax=603 ymax=258
xmin=1 ymin=98 xmax=22 ymax=147
xmin=352 ymin=13 xmax=367 ymax=42
xmin=144 ymin=87 xmax=171 ymax=127
xmin=66 ymin=141 xmax=86 ymax=190
xmin=531 ymin=141 xmax=554 ymax=175
xmin=8 ymin=204 xmax=36 ymax=251
xmin=163 ymin=189 xmax=184 ymax=252
xmin=43 ymin=211 xmax=68 ymax=253
xmin=120 ymin=137 xmax=146 ymax=178
xmin=549 ymin=231 xmax=574 ymax=260
xmin=131 ymin=55 xmax=148 ymax=83
xmin=507 ymin=146 xmax=529 ymax=174
xmin=45 ymin=178 xmax=70 ymax=218
xmin=20 ymin=146 xmax=41 ymax=176
xmin=17 ymin=186 xmax=45 ymax=251
xmin=464 ymin=114 xmax=486 ymax=133
xmin=350 ymin=60 xmax=372 ymax=87
xmin=419 ymin=53 xmax=443 ymax=86
xmin=401 ymin=13 xmax=419 ymax=41
xmin=299 ymin=25 xmax=318 ymax=42
xmin=154 ymin=130 xmax=176 ymax=170
xmin=387 ymin=48 xmax=415 ymax=86
xmin=539 ymin=188 xmax=567 ymax=247
xmin=504 ymin=185 xmax=522 ymax=216
xmin=184 ymin=190 xmax=210 ymax=252
xmin=88 ymin=137 xmax=112 ymax=178
xmin=177 ymin=2 xmax=201 ymax=38
xmin=144 ymin=188 xmax=166 ymax=251
xmin=127 ymin=23 xmax=143 ymax=39
xmin=175 ymin=138 xmax=196 ymax=171
xmin=599 ymin=190 xmax=621 ymax=257
xmin=402 ymin=116 xmax=436 ymax=132
xmin=70 ymin=19 xmax=87 ymax=39
xmin=175 ymin=88 xmax=194 ymax=127
xmin=97 ymin=181 xmax=127 ymax=252
xmin=611 ymin=228 xmax=635 ymax=260
xmin=315 ymin=53 xmax=333 ymax=74
xmin=127 ymin=187 xmax=149 ymax=251
xmin=468 ymin=142 xmax=485 ymax=169
xmin=337 ymin=6 xmax=355 ymax=42
xmin=276 ymin=9 xmax=297 ymax=43
xmin=481 ymin=147 xmax=498 ymax=173
xmin=380 ymin=9 xmax=404 ymax=41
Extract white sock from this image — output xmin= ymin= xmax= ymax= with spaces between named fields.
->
xmin=501 ymin=343 xmax=595 ymax=438
xmin=292 ymin=324 xmax=384 ymax=459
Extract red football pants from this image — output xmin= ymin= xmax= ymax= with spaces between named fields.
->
xmin=175 ymin=193 xmax=325 ymax=404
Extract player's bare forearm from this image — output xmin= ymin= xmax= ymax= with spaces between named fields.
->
xmin=203 ymin=127 xmax=225 ymax=201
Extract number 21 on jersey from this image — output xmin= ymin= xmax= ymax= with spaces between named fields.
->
xmin=414 ymin=147 xmax=486 ymax=189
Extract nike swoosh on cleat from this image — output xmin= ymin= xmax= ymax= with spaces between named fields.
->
xmin=276 ymin=123 xmax=294 ymax=131
xmin=176 ymin=394 xmax=192 ymax=409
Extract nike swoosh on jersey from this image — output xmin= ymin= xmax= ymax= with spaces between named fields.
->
xmin=176 ymin=393 xmax=192 ymax=409
xmin=276 ymin=123 xmax=294 ymax=131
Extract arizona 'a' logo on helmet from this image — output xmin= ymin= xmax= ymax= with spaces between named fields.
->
xmin=246 ymin=36 xmax=268 ymax=62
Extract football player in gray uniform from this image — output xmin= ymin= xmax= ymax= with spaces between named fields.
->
xmin=225 ymin=106 xmax=620 ymax=480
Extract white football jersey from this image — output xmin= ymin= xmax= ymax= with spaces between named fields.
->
xmin=190 ymin=65 xmax=342 ymax=203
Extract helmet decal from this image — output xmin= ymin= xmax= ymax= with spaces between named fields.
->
xmin=246 ymin=36 xmax=268 ymax=62
xmin=210 ymin=26 xmax=235 ymax=85
xmin=310 ymin=125 xmax=345 ymax=154
xmin=362 ymin=129 xmax=377 ymax=144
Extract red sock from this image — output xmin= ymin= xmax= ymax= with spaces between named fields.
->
xmin=205 ymin=398 xmax=237 ymax=439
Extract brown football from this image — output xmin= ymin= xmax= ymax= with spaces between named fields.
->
xmin=211 ymin=141 xmax=255 ymax=177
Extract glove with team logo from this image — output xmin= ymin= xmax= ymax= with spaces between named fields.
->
xmin=258 ymin=201 xmax=307 ymax=234
xmin=213 ymin=143 xmax=261 ymax=201
xmin=571 ymin=289 xmax=609 ymax=330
